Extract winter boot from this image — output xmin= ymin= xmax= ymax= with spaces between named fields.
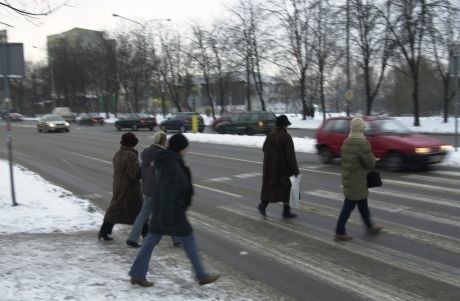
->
xmin=257 ymin=201 xmax=269 ymax=217
xmin=282 ymin=204 xmax=297 ymax=219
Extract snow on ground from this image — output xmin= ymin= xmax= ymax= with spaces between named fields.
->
xmin=0 ymin=160 xmax=286 ymax=301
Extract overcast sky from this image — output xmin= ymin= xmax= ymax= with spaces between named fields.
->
xmin=1 ymin=0 xmax=237 ymax=63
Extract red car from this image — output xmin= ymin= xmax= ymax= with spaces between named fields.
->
xmin=315 ymin=116 xmax=452 ymax=170
xmin=211 ymin=111 xmax=241 ymax=131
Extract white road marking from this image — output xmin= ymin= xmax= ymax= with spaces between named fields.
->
xmin=220 ymin=204 xmax=460 ymax=288
xmin=194 ymin=184 xmax=243 ymax=198
xmin=70 ymin=152 xmax=112 ymax=165
xmin=234 ymin=172 xmax=262 ymax=179
xmin=190 ymin=211 xmax=422 ymax=301
xmin=430 ymin=170 xmax=460 ymax=177
xmin=384 ymin=178 xmax=460 ymax=195
xmin=402 ymin=174 xmax=460 ymax=185
xmin=371 ymin=188 xmax=460 ymax=209
xmin=207 ymin=177 xmax=232 ymax=182
xmin=306 ymin=189 xmax=460 ymax=228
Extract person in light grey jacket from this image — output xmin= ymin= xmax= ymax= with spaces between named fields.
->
xmin=126 ymin=131 xmax=180 ymax=248
xmin=334 ymin=117 xmax=383 ymax=241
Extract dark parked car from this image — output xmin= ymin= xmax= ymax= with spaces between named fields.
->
xmin=78 ymin=113 xmax=105 ymax=126
xmin=215 ymin=111 xmax=276 ymax=135
xmin=5 ymin=112 xmax=24 ymax=122
xmin=37 ymin=114 xmax=70 ymax=133
xmin=114 ymin=113 xmax=156 ymax=131
xmin=315 ymin=116 xmax=453 ymax=170
xmin=159 ymin=112 xmax=205 ymax=133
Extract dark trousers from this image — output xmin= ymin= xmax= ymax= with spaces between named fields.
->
xmin=99 ymin=222 xmax=114 ymax=236
xmin=335 ymin=198 xmax=373 ymax=235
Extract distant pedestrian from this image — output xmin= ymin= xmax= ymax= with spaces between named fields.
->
xmin=334 ymin=117 xmax=383 ymax=241
xmin=129 ymin=133 xmax=219 ymax=287
xmin=126 ymin=131 xmax=181 ymax=248
xmin=98 ymin=132 xmax=143 ymax=241
xmin=258 ymin=114 xmax=300 ymax=218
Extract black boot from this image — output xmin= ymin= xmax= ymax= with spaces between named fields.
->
xmin=282 ymin=204 xmax=297 ymax=219
xmin=257 ymin=201 xmax=269 ymax=217
xmin=98 ymin=222 xmax=114 ymax=241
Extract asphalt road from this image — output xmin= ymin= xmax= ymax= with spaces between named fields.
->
xmin=1 ymin=121 xmax=460 ymax=300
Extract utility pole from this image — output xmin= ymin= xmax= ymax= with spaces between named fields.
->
xmin=345 ymin=0 xmax=352 ymax=116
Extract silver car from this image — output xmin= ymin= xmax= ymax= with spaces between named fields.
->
xmin=37 ymin=114 xmax=70 ymax=133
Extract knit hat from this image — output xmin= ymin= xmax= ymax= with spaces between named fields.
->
xmin=350 ymin=117 xmax=365 ymax=133
xmin=153 ymin=131 xmax=167 ymax=146
xmin=120 ymin=132 xmax=139 ymax=147
xmin=276 ymin=115 xmax=291 ymax=127
xmin=168 ymin=133 xmax=189 ymax=152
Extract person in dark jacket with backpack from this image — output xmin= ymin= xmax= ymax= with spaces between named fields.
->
xmin=126 ymin=131 xmax=181 ymax=248
xmin=129 ymin=133 xmax=219 ymax=287
xmin=334 ymin=117 xmax=383 ymax=241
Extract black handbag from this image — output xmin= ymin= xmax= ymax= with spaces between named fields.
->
xmin=367 ymin=170 xmax=382 ymax=188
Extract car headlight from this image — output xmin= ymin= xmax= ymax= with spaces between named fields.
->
xmin=65 ymin=122 xmax=70 ymax=126
xmin=49 ymin=123 xmax=55 ymax=127
xmin=414 ymin=147 xmax=430 ymax=154
xmin=440 ymin=145 xmax=454 ymax=152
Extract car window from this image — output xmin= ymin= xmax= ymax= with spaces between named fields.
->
xmin=324 ymin=119 xmax=350 ymax=133
xmin=262 ymin=113 xmax=276 ymax=120
xmin=239 ymin=113 xmax=250 ymax=121
xmin=375 ymin=119 xmax=412 ymax=135
xmin=250 ymin=114 xmax=260 ymax=121
xmin=80 ymin=113 xmax=89 ymax=118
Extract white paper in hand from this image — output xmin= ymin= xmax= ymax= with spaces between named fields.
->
xmin=289 ymin=174 xmax=301 ymax=208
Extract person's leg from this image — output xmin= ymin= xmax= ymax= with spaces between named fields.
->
xmin=129 ymin=233 xmax=162 ymax=280
xmin=171 ymin=236 xmax=182 ymax=247
xmin=257 ymin=200 xmax=269 ymax=217
xmin=127 ymin=195 xmax=153 ymax=245
xmin=282 ymin=203 xmax=297 ymax=218
xmin=98 ymin=222 xmax=114 ymax=241
xmin=356 ymin=198 xmax=372 ymax=229
xmin=357 ymin=199 xmax=383 ymax=235
xmin=180 ymin=233 xmax=220 ymax=285
xmin=335 ymin=199 xmax=356 ymax=238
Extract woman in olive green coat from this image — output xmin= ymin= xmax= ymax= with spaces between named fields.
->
xmin=335 ymin=117 xmax=383 ymax=241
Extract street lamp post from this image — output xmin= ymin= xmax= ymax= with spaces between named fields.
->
xmin=33 ymin=45 xmax=56 ymax=109
xmin=112 ymin=13 xmax=171 ymax=113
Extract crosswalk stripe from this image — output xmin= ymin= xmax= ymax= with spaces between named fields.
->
xmin=402 ymin=174 xmax=460 ymax=185
xmin=219 ymin=204 xmax=460 ymax=289
xmin=298 ymin=195 xmax=460 ymax=254
xmin=383 ymin=178 xmax=460 ymax=195
xmin=371 ymin=188 xmax=460 ymax=209
xmin=207 ymin=177 xmax=232 ymax=182
xmin=306 ymin=190 xmax=460 ymax=228
xmin=429 ymin=170 xmax=460 ymax=177
xmin=234 ymin=172 xmax=262 ymax=179
xmin=190 ymin=211 xmax=422 ymax=301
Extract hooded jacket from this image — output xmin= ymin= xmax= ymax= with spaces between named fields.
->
xmin=140 ymin=143 xmax=166 ymax=197
xmin=149 ymin=149 xmax=193 ymax=236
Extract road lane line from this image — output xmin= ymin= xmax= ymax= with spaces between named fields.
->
xmin=221 ymin=204 xmax=460 ymax=289
xmin=430 ymin=170 xmax=460 ymax=177
xmin=194 ymin=184 xmax=243 ymax=198
xmin=234 ymin=172 xmax=262 ymax=178
xmin=69 ymin=152 xmax=112 ymax=165
xmin=207 ymin=177 xmax=232 ymax=182
xmin=190 ymin=211 xmax=422 ymax=301
xmin=384 ymin=178 xmax=460 ymax=195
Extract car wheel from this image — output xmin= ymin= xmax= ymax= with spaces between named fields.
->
xmin=149 ymin=126 xmax=154 ymax=131
xmin=319 ymin=146 xmax=333 ymax=164
xmin=245 ymin=127 xmax=254 ymax=135
xmin=132 ymin=124 xmax=138 ymax=131
xmin=116 ymin=125 xmax=121 ymax=131
xmin=37 ymin=127 xmax=41 ymax=133
xmin=216 ymin=126 xmax=225 ymax=134
xmin=179 ymin=125 xmax=186 ymax=133
xmin=385 ymin=152 xmax=403 ymax=171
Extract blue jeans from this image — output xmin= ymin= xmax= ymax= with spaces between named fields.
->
xmin=129 ymin=233 xmax=207 ymax=280
xmin=335 ymin=198 xmax=373 ymax=235
xmin=127 ymin=195 xmax=180 ymax=244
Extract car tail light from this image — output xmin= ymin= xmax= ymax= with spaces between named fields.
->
xmin=91 ymin=118 xmax=97 ymax=123
xmin=140 ymin=119 xmax=145 ymax=125
xmin=258 ymin=120 xmax=265 ymax=128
